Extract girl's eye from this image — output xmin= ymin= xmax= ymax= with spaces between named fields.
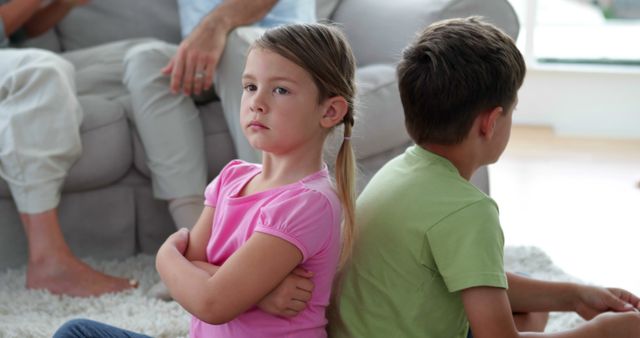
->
xmin=244 ymin=84 xmax=257 ymax=92
xmin=274 ymin=87 xmax=289 ymax=95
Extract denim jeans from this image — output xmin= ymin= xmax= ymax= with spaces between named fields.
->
xmin=53 ymin=319 xmax=152 ymax=338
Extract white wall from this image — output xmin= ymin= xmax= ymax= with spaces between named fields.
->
xmin=515 ymin=63 xmax=640 ymax=139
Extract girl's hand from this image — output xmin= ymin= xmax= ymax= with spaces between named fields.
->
xmin=575 ymin=285 xmax=640 ymax=320
xmin=161 ymin=228 xmax=190 ymax=255
xmin=257 ymin=268 xmax=314 ymax=317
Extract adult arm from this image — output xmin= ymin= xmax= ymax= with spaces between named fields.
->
xmin=157 ymin=230 xmax=304 ymax=324
xmin=506 ymin=272 xmax=640 ymax=318
xmin=164 ymin=0 xmax=277 ymax=96
xmin=22 ymin=0 xmax=89 ymax=38
xmin=463 ymin=286 xmax=640 ymax=338
xmin=0 ymin=0 xmax=40 ymax=36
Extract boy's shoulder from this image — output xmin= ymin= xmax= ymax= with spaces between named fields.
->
xmin=370 ymin=145 xmax=489 ymax=199
xmin=359 ymin=145 xmax=498 ymax=228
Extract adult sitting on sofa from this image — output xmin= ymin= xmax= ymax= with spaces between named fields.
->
xmin=0 ymin=0 xmax=134 ymax=296
xmin=0 ymin=0 xmax=518 ymax=278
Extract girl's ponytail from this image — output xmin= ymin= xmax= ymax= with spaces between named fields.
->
xmin=335 ymin=114 xmax=356 ymax=269
xmin=253 ymin=23 xmax=358 ymax=269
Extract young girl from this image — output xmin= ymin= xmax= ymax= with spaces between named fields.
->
xmin=54 ymin=22 xmax=357 ymax=338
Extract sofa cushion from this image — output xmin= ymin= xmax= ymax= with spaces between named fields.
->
xmin=317 ymin=0 xmax=342 ymax=21
xmin=56 ymin=0 xmax=182 ymax=51
xmin=64 ymin=95 xmax=133 ymax=191
xmin=351 ymin=64 xmax=409 ymax=159
xmin=0 ymin=95 xmax=132 ymax=197
xmin=131 ymin=100 xmax=236 ymax=181
xmin=332 ymin=0 xmax=519 ymax=65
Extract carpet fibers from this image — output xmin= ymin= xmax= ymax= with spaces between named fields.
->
xmin=0 ymin=246 xmax=584 ymax=337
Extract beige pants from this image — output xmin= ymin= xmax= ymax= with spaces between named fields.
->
xmin=0 ymin=49 xmax=82 ymax=214
xmin=123 ymin=27 xmax=264 ymax=200
xmin=0 ymin=39 xmax=150 ymax=213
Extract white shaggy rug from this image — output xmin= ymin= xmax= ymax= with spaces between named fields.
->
xmin=0 ymin=246 xmax=584 ymax=338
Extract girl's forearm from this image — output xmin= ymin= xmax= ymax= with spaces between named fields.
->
xmin=156 ymin=245 xmax=219 ymax=317
xmin=0 ymin=0 xmax=41 ymax=36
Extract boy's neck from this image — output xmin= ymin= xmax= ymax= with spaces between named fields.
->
xmin=421 ymin=143 xmax=482 ymax=181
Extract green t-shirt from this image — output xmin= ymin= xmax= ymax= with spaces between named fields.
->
xmin=329 ymin=145 xmax=507 ymax=338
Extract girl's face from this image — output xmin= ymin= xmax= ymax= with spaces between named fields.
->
xmin=240 ymin=48 xmax=328 ymax=156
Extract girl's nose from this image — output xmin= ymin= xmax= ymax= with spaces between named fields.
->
xmin=250 ymin=91 xmax=267 ymax=114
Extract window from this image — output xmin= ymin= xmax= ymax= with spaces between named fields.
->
xmin=509 ymin=0 xmax=640 ymax=66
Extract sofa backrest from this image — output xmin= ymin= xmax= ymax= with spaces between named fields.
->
xmin=23 ymin=0 xmax=342 ymax=52
xmin=331 ymin=0 xmax=519 ymax=66
xmin=21 ymin=0 xmax=181 ymax=52
xmin=56 ymin=0 xmax=182 ymax=51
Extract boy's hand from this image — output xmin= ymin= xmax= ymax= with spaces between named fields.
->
xmin=587 ymin=311 xmax=640 ymax=337
xmin=575 ymin=285 xmax=640 ymax=320
xmin=257 ymin=267 xmax=315 ymax=317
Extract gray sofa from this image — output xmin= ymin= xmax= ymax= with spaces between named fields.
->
xmin=0 ymin=0 xmax=518 ymax=268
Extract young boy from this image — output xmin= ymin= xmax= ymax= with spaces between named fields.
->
xmin=328 ymin=17 xmax=640 ymax=338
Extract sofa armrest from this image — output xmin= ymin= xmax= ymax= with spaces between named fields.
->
xmin=331 ymin=0 xmax=519 ymax=66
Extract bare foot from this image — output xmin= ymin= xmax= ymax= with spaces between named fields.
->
xmin=26 ymin=254 xmax=136 ymax=297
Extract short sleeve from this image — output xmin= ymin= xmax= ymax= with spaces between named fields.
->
xmin=427 ymin=198 xmax=507 ymax=292
xmin=203 ymin=160 xmax=248 ymax=207
xmin=203 ymin=176 xmax=222 ymax=207
xmin=254 ymin=191 xmax=337 ymax=262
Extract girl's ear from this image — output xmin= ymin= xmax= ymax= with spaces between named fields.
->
xmin=320 ymin=96 xmax=349 ymax=129
xmin=479 ymin=106 xmax=503 ymax=139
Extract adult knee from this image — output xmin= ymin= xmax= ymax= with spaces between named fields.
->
xmin=20 ymin=49 xmax=75 ymax=82
xmin=123 ymin=40 xmax=175 ymax=89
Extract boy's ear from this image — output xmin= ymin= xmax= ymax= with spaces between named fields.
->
xmin=320 ymin=96 xmax=349 ymax=128
xmin=479 ymin=106 xmax=504 ymax=139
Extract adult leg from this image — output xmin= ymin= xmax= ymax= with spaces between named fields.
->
xmin=123 ymin=40 xmax=206 ymax=231
xmin=62 ymin=38 xmax=154 ymax=100
xmin=215 ymin=27 xmax=265 ymax=163
xmin=0 ymin=49 xmax=133 ymax=296
xmin=53 ymin=318 xmax=152 ymax=338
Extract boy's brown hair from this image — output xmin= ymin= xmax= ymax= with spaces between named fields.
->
xmin=397 ymin=17 xmax=526 ymax=145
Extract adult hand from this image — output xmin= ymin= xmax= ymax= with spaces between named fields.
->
xmin=257 ymin=267 xmax=315 ymax=317
xmin=59 ymin=0 xmax=90 ymax=7
xmin=162 ymin=21 xmax=228 ymax=96
xmin=574 ymin=285 xmax=640 ymax=320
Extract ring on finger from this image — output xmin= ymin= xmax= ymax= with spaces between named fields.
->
xmin=194 ymin=71 xmax=206 ymax=80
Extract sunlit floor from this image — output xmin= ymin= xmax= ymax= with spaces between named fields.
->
xmin=491 ymin=125 xmax=640 ymax=294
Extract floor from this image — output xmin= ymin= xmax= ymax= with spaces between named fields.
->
xmin=490 ymin=125 xmax=640 ymax=295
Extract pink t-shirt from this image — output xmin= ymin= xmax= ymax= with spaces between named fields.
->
xmin=190 ymin=160 xmax=342 ymax=338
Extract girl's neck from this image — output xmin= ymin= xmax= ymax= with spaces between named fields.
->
xmin=261 ymin=148 xmax=323 ymax=183
xmin=243 ymin=147 xmax=324 ymax=196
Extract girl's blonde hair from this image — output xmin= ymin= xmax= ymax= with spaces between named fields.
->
xmin=253 ymin=23 xmax=357 ymax=268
